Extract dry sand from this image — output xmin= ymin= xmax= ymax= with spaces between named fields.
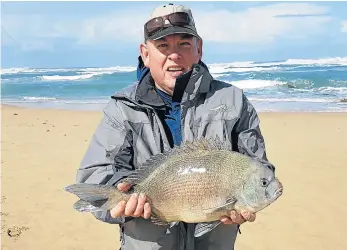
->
xmin=1 ymin=104 xmax=347 ymax=250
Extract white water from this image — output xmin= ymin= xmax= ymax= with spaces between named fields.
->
xmin=1 ymin=66 xmax=137 ymax=75
xmin=2 ymin=57 xmax=346 ymax=76
xmin=226 ymin=79 xmax=286 ymax=89
xmin=40 ymin=74 xmax=97 ymax=81
xmin=248 ymin=97 xmax=338 ymax=103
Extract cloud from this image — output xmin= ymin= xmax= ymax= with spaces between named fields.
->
xmin=21 ymin=40 xmax=55 ymax=52
xmin=341 ymin=20 xmax=347 ymax=33
xmin=74 ymin=10 xmax=148 ymax=45
xmin=1 ymin=14 xmax=65 ymax=50
xmin=193 ymin=3 xmax=331 ymax=43
xmin=1 ymin=10 xmax=149 ymax=50
xmin=1 ymin=2 xmax=332 ymax=51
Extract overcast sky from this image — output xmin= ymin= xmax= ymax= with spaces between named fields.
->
xmin=2 ymin=1 xmax=347 ymax=68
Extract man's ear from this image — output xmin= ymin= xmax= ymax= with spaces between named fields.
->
xmin=197 ymin=38 xmax=203 ymax=60
xmin=140 ymin=43 xmax=149 ymax=67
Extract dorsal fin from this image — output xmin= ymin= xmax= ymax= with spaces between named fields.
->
xmin=123 ymin=136 xmax=232 ymax=185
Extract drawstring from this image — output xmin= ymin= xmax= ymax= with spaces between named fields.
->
xmin=238 ymin=225 xmax=242 ymax=234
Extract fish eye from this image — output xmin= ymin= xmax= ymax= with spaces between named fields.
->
xmin=261 ymin=178 xmax=269 ymax=187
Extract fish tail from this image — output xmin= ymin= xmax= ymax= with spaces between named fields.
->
xmin=73 ymin=199 xmax=105 ymax=212
xmin=64 ymin=183 xmax=128 ymax=212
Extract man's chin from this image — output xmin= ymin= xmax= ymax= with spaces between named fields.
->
xmin=169 ymin=71 xmax=184 ymax=78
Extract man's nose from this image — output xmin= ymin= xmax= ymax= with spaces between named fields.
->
xmin=168 ymin=51 xmax=181 ymax=61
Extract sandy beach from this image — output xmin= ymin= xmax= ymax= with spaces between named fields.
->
xmin=1 ymin=104 xmax=347 ymax=250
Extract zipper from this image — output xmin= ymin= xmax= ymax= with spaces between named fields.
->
xmin=151 ymin=108 xmax=171 ymax=152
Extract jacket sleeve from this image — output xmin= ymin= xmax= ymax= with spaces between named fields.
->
xmin=76 ymin=100 xmax=135 ymax=224
xmin=232 ymin=94 xmax=275 ymax=172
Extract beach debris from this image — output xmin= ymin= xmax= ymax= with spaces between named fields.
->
xmin=1 ymin=196 xmax=6 ymax=204
xmin=13 ymin=113 xmax=18 ymax=116
xmin=65 ymin=137 xmax=283 ymax=237
xmin=1 ymin=212 xmax=9 ymax=231
xmin=7 ymin=226 xmax=29 ymax=238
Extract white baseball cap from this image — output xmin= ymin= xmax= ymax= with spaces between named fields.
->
xmin=144 ymin=3 xmax=201 ymax=40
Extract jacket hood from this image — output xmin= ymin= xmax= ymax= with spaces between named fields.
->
xmin=113 ymin=57 xmax=213 ymax=106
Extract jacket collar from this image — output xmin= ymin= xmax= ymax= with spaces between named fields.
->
xmin=135 ymin=61 xmax=213 ymax=107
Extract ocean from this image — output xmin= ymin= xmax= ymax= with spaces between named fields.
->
xmin=1 ymin=57 xmax=347 ymax=112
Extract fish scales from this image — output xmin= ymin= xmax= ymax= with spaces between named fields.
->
xmin=131 ymin=150 xmax=252 ymax=222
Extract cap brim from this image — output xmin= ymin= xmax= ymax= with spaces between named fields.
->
xmin=147 ymin=26 xmax=201 ymax=40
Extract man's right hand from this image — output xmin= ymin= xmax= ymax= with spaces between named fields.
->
xmin=110 ymin=182 xmax=151 ymax=219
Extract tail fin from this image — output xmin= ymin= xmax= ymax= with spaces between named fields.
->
xmin=64 ymin=183 xmax=116 ymax=202
xmin=65 ymin=183 xmax=125 ymax=212
xmin=73 ymin=199 xmax=106 ymax=212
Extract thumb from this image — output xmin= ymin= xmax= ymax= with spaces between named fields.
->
xmin=117 ymin=182 xmax=132 ymax=192
xmin=241 ymin=210 xmax=256 ymax=222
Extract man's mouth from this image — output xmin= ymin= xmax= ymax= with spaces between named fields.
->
xmin=167 ymin=66 xmax=184 ymax=72
xmin=167 ymin=67 xmax=184 ymax=77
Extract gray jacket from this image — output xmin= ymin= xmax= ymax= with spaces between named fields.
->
xmin=76 ymin=63 xmax=275 ymax=224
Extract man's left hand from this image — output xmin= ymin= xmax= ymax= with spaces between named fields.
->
xmin=220 ymin=210 xmax=256 ymax=225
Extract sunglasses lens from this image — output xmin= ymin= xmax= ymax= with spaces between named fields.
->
xmin=146 ymin=17 xmax=164 ymax=34
xmin=169 ymin=12 xmax=190 ymax=25
xmin=145 ymin=12 xmax=191 ymax=37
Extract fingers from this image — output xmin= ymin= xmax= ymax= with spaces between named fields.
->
xmin=110 ymin=183 xmax=133 ymax=218
xmin=241 ymin=210 xmax=256 ymax=222
xmin=110 ymin=200 xmax=126 ymax=218
xmin=111 ymin=192 xmax=152 ymax=219
xmin=111 ymin=186 xmax=152 ymax=220
xmin=124 ymin=193 xmax=139 ymax=216
xmin=220 ymin=210 xmax=257 ymax=225
xmin=228 ymin=210 xmax=246 ymax=224
xmin=142 ymin=202 xmax=151 ymax=219
xmin=220 ymin=216 xmax=234 ymax=225
xmin=133 ymin=193 xmax=147 ymax=217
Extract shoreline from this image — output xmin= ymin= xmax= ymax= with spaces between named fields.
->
xmin=2 ymin=101 xmax=347 ymax=113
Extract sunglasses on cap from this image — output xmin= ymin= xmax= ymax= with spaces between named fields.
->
xmin=144 ymin=12 xmax=192 ymax=37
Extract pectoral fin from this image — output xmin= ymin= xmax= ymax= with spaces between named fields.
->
xmin=194 ymin=221 xmax=221 ymax=237
xmin=150 ymin=215 xmax=168 ymax=226
xmin=169 ymin=221 xmax=179 ymax=228
xmin=201 ymin=197 xmax=237 ymax=213
xmin=150 ymin=215 xmax=179 ymax=228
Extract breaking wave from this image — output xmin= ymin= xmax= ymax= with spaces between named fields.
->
xmin=248 ymin=97 xmax=338 ymax=103
xmin=2 ymin=56 xmax=346 ymax=112
xmin=40 ymin=74 xmax=97 ymax=81
xmin=226 ymin=79 xmax=286 ymax=89
xmin=1 ymin=66 xmax=137 ymax=75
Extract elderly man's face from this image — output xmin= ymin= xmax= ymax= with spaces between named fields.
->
xmin=140 ymin=34 xmax=202 ymax=95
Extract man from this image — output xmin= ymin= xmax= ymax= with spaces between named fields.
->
xmin=76 ymin=3 xmax=275 ymax=250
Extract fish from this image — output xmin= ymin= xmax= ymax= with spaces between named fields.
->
xmin=65 ymin=137 xmax=283 ymax=237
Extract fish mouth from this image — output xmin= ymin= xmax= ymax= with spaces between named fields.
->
xmin=265 ymin=179 xmax=283 ymax=201
xmin=270 ymin=187 xmax=283 ymax=202
xmin=274 ymin=179 xmax=284 ymax=199
xmin=274 ymin=187 xmax=283 ymax=198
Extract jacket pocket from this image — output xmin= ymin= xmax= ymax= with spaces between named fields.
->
xmin=191 ymin=115 xmax=237 ymax=147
